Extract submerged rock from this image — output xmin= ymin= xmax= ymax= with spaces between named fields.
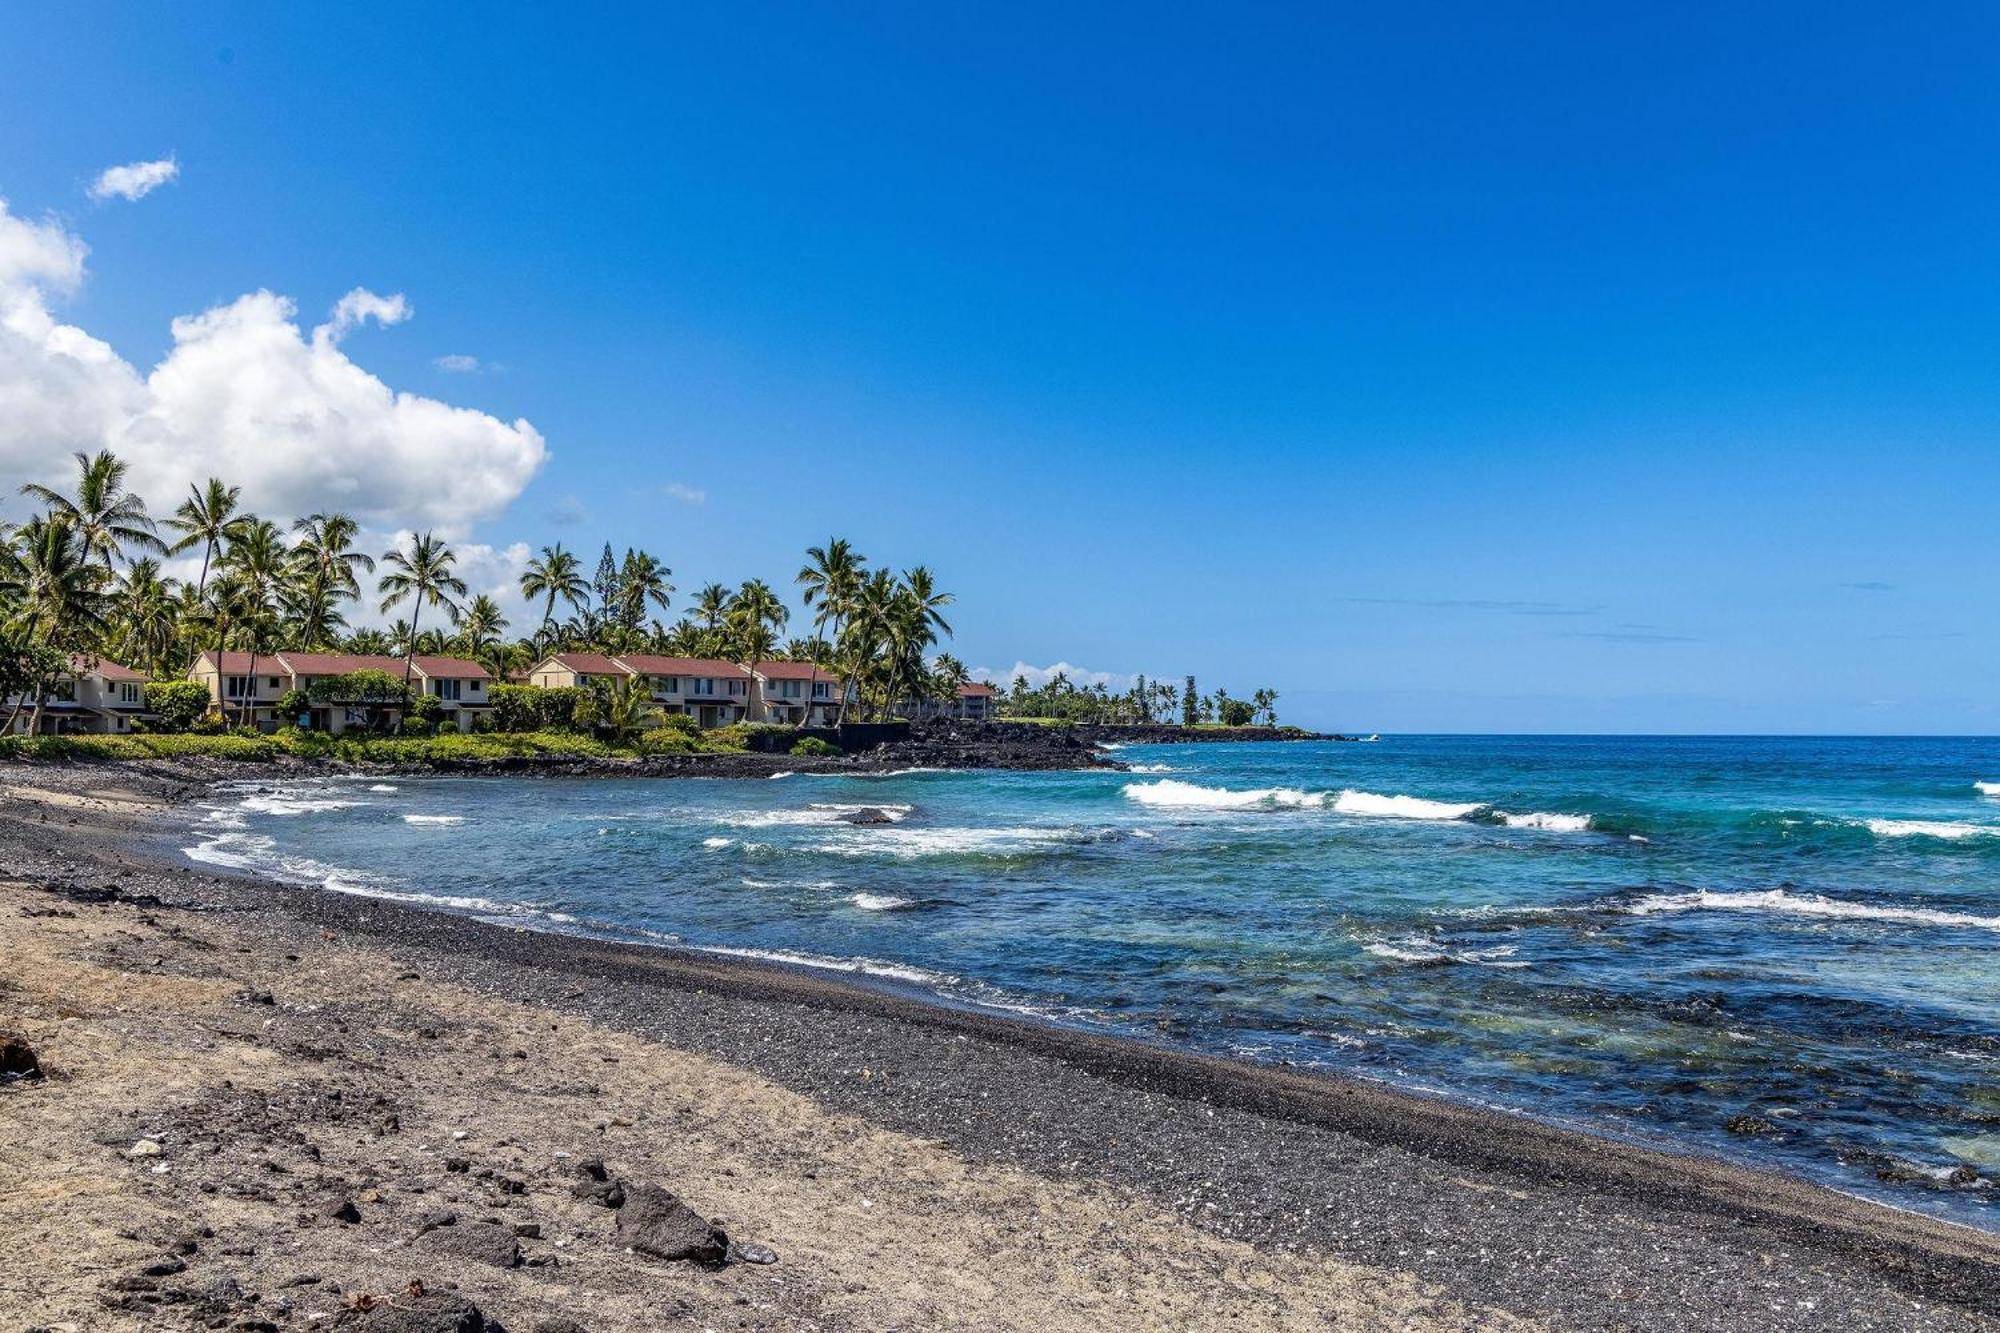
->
xmin=615 ymin=1183 xmax=729 ymax=1265
xmin=833 ymin=806 xmax=899 ymax=826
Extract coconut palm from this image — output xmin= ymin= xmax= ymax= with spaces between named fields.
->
xmin=455 ymin=594 xmax=510 ymax=679
xmin=0 ymin=517 xmax=111 ymax=733
xmin=20 ymin=450 xmax=164 ymax=571
xmin=112 ymin=558 xmax=181 ymax=678
xmin=520 ymin=543 xmax=589 ymax=635
xmin=614 ymin=549 xmax=674 ymax=633
xmin=165 ymin=478 xmax=250 ymax=601
xmin=594 ymin=674 xmax=660 ymax=744
xmin=797 ymin=538 xmax=864 ymax=649
xmin=377 ymin=532 xmax=468 ymax=717
xmin=290 ymin=513 xmax=374 ymax=647
xmin=694 ymin=582 xmax=730 ymax=632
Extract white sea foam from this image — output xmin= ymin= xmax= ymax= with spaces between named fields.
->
xmin=1497 ymin=810 xmax=1592 ymax=832
xmin=701 ymin=836 xmax=734 ymax=849
xmin=1362 ymin=937 xmax=1529 ymax=968
xmin=237 ymin=793 xmax=365 ymax=816
xmin=1974 ymin=781 xmax=2000 ymax=797
xmin=1864 ymin=818 xmax=2000 ymax=841
xmin=1622 ymin=889 xmax=2000 ymax=932
xmin=808 ymin=825 xmax=1099 ymax=859
xmin=1123 ymin=779 xmax=1322 ymax=809
xmin=402 ymin=814 xmax=465 ymax=826
xmin=768 ymin=771 xmax=795 ymax=780
xmin=1330 ymin=790 xmax=1483 ymax=821
xmin=686 ymin=943 xmax=952 ymax=986
xmin=713 ymin=803 xmax=913 ymax=828
xmin=1124 ymin=763 xmax=1177 ymax=774
xmin=368 ymin=783 xmax=399 ymax=793
xmin=849 ymin=892 xmax=914 ymax=911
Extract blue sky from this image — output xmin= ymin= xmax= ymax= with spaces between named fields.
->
xmin=3 ymin=5 xmax=1997 ymax=732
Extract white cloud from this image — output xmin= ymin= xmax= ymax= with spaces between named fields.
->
xmin=663 ymin=482 xmax=706 ymax=505
xmin=0 ymin=198 xmax=546 ymax=534
xmin=973 ymin=661 xmax=1151 ymax=692
xmin=434 ymin=353 xmax=480 ymax=373
xmin=89 ymin=158 xmax=179 ymax=202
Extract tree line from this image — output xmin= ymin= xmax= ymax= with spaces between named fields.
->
xmin=999 ymin=671 xmax=1279 ymax=727
xmin=0 ymin=450 xmax=967 ymax=730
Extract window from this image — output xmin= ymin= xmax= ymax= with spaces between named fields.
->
xmin=269 ymin=677 xmax=282 ymax=689
xmin=693 ymin=677 xmax=714 ymax=695
xmin=781 ymin=680 xmax=802 ymax=698
xmin=226 ymin=676 xmax=250 ymax=698
xmin=726 ymin=679 xmax=745 ymax=696
xmin=812 ymin=682 xmax=830 ymax=699
xmin=663 ymin=677 xmax=679 ymax=693
xmin=119 ymin=683 xmax=140 ymax=705
xmin=436 ymin=678 xmax=462 ymax=702
xmin=470 ymin=680 xmax=482 ymax=692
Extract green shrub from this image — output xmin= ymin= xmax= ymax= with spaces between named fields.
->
xmin=638 ymin=726 xmax=700 ymax=754
xmin=702 ymin=723 xmax=754 ymax=752
xmin=489 ymin=683 xmax=587 ymax=732
xmin=791 ymin=736 xmax=840 ymax=757
xmin=651 ymin=711 xmax=699 ymax=736
xmin=1217 ymin=698 xmax=1256 ymax=726
xmin=143 ymin=680 xmax=212 ymax=733
xmin=276 ymin=688 xmax=312 ymax=723
xmin=0 ymin=733 xmax=279 ymax=762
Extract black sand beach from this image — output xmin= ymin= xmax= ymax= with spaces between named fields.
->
xmin=3 ymin=759 xmax=1997 ymax=1332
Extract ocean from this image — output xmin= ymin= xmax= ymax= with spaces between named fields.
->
xmin=181 ymin=735 xmax=2000 ymax=1225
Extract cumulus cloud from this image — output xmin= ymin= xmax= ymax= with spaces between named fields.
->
xmin=0 ymin=197 xmax=546 ymax=534
xmin=89 ymin=157 xmax=179 ymax=202
xmin=973 ymin=661 xmax=1151 ymax=692
xmin=434 ymin=353 xmax=480 ymax=373
xmin=663 ymin=482 xmax=706 ymax=505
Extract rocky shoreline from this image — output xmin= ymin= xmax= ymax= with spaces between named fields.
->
xmin=3 ymin=763 xmax=1997 ymax=1332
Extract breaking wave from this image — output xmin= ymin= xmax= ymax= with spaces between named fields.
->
xmin=1864 ymin=818 xmax=2000 ymax=841
xmin=1977 ymin=781 xmax=2000 ymax=798
xmin=403 ymin=814 xmax=466 ymax=826
xmin=1362 ymin=937 xmax=1530 ymax=968
xmin=1121 ymin=779 xmax=1591 ymax=830
xmin=1620 ymin=889 xmax=2000 ymax=932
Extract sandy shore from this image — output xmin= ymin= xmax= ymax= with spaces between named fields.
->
xmin=2 ymin=764 xmax=1996 ymax=1332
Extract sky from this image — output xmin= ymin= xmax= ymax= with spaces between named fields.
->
xmin=2 ymin=4 xmax=1998 ymax=733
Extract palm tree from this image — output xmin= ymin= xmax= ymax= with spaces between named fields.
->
xmin=614 ymin=549 xmax=674 ymax=632
xmin=290 ymin=513 xmax=374 ymax=648
xmin=694 ymin=582 xmax=730 ymax=632
xmin=724 ymin=605 xmax=778 ymax=716
xmin=112 ymin=558 xmax=181 ymax=677
xmin=165 ymin=478 xmax=250 ymax=601
xmin=0 ymin=517 xmax=111 ymax=733
xmin=377 ymin=532 xmax=468 ymax=719
xmin=342 ymin=627 xmax=393 ymax=655
xmin=797 ymin=538 xmax=864 ymax=651
xmin=520 ymin=543 xmax=589 ymax=635
xmin=455 ymin=594 xmax=510 ymax=679
xmin=595 ymin=674 xmax=659 ymax=744
xmin=900 ymin=566 xmax=955 ymax=639
xmin=20 ymin=450 xmax=164 ymax=571
xmin=930 ymin=653 xmax=970 ymax=721
xmin=218 ymin=520 xmax=289 ymax=726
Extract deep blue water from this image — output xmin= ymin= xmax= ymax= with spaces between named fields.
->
xmin=183 ymin=736 xmax=2000 ymax=1224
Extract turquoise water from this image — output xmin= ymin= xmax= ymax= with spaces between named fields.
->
xmin=184 ymin=736 xmax=2000 ymax=1224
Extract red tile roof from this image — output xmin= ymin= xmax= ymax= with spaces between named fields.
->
xmin=196 ymin=650 xmax=489 ymax=680
xmin=539 ymin=652 xmax=631 ymax=677
xmin=616 ymin=655 xmax=752 ymax=678
xmin=959 ymin=682 xmax=997 ymax=696
xmin=751 ymin=660 xmax=837 ymax=682
xmin=68 ymin=654 xmax=145 ymax=682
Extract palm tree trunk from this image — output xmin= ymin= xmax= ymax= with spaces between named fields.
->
xmin=400 ymin=603 xmax=420 ymax=732
xmin=241 ymin=648 xmax=259 ymax=729
xmin=195 ymin=542 xmax=213 ymax=602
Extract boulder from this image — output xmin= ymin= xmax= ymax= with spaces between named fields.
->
xmin=615 ymin=1183 xmax=728 ymax=1265
xmin=414 ymin=1220 xmax=521 ymax=1268
xmin=833 ymin=807 xmax=899 ymax=826
xmin=339 ymin=1292 xmax=489 ymax=1332
xmin=0 ymin=1033 xmax=41 ymax=1083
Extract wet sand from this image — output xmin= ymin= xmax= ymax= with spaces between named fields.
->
xmin=2 ymin=761 xmax=1996 ymax=1331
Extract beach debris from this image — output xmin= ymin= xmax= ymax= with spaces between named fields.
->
xmin=415 ymin=1220 xmax=522 ymax=1268
xmin=1 ymin=1032 xmax=44 ymax=1084
xmin=615 ymin=1182 xmax=730 ymax=1265
xmin=126 ymin=1138 xmax=164 ymax=1158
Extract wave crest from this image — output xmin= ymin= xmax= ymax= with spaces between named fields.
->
xmin=1622 ymin=888 xmax=2000 ymax=932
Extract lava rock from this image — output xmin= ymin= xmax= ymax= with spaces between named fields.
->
xmin=571 ymin=1160 xmax=624 ymax=1208
xmin=0 ymin=1032 xmax=43 ymax=1083
xmin=1725 ymin=1114 xmax=1781 ymax=1137
xmin=327 ymin=1199 xmax=362 ymax=1224
xmin=414 ymin=1220 xmax=521 ymax=1268
xmin=336 ymin=1292 xmax=489 ymax=1332
xmin=833 ymin=807 xmax=899 ymax=826
xmin=615 ymin=1183 xmax=728 ymax=1265
xmin=727 ymin=1241 xmax=779 ymax=1266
